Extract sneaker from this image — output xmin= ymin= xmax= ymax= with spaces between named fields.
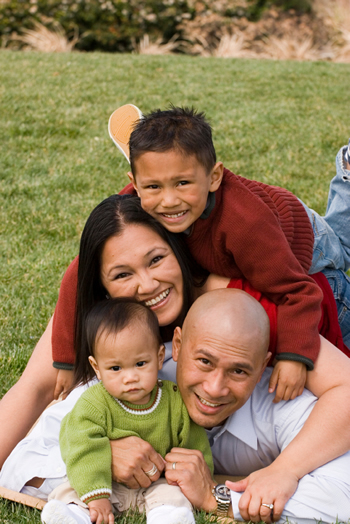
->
xmin=344 ymin=138 xmax=350 ymax=167
xmin=108 ymin=104 xmax=143 ymax=163
xmin=41 ymin=500 xmax=89 ymax=524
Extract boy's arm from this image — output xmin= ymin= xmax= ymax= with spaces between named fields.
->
xmin=53 ymin=369 xmax=74 ymax=400
xmin=216 ymin=181 xmax=323 ymax=369
xmin=269 ymin=360 xmax=307 ymax=402
xmin=52 ymin=256 xmax=79 ymax=370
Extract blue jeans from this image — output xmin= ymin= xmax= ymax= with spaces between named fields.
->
xmin=301 ymin=145 xmax=350 ymax=274
xmin=322 ymin=268 xmax=350 ymax=348
xmin=300 ymin=146 xmax=350 ymax=345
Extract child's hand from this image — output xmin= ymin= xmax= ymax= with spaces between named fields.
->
xmin=268 ymin=361 xmax=307 ymax=403
xmin=53 ymin=369 xmax=74 ymax=400
xmin=88 ymin=498 xmax=114 ymax=524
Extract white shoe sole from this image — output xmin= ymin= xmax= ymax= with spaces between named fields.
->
xmin=41 ymin=500 xmax=78 ymax=524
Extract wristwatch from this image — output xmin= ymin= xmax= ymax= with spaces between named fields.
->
xmin=212 ymin=484 xmax=231 ymax=517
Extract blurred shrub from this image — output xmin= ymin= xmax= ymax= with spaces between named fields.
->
xmin=0 ymin=0 xmax=194 ymax=51
xmin=0 ymin=0 xmax=313 ymax=51
xmin=247 ymin=0 xmax=312 ymax=20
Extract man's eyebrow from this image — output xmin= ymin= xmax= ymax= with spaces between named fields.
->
xmin=195 ymin=348 xmax=254 ymax=373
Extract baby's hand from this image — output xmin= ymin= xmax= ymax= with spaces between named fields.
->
xmin=88 ymin=498 xmax=114 ymax=524
xmin=53 ymin=369 xmax=74 ymax=400
xmin=268 ymin=361 xmax=307 ymax=403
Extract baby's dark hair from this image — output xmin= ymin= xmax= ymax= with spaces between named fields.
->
xmin=129 ymin=106 xmax=216 ymax=175
xmin=82 ymin=298 xmax=162 ymax=383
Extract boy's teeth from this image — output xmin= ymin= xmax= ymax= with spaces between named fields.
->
xmin=145 ymin=288 xmax=170 ymax=307
xmin=198 ymin=395 xmax=221 ymax=408
xmin=163 ymin=211 xmax=186 ymax=218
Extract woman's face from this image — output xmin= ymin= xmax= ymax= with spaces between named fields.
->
xmin=100 ymin=224 xmax=184 ymax=327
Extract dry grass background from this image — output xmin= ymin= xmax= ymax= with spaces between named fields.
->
xmin=4 ymin=0 xmax=350 ymax=61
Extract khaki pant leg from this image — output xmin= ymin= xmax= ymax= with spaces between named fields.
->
xmin=110 ymin=481 xmax=140 ymax=514
xmin=48 ymin=479 xmax=90 ymax=517
xmin=142 ymin=478 xmax=193 ymax=515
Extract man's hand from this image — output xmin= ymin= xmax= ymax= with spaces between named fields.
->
xmin=110 ymin=436 xmax=165 ymax=489
xmin=88 ymin=498 xmax=114 ymax=524
xmin=165 ymin=448 xmax=217 ymax=513
xmin=226 ymin=464 xmax=299 ymax=522
xmin=53 ymin=369 xmax=74 ymax=400
xmin=268 ymin=361 xmax=307 ymax=403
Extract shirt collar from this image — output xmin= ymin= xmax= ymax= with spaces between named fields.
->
xmin=215 ymin=397 xmax=258 ymax=450
xmin=200 ymin=191 xmax=216 ymax=219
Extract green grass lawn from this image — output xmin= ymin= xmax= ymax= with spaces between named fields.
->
xmin=1 ymin=49 xmax=350 ymax=523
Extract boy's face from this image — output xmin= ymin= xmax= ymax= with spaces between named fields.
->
xmin=128 ymin=150 xmax=223 ymax=233
xmin=89 ymin=325 xmax=165 ymax=405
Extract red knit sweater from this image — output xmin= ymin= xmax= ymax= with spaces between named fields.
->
xmin=52 ymin=168 xmax=323 ymax=369
xmin=51 ymin=261 xmax=346 ymax=368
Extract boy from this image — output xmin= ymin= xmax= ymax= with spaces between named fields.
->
xmin=51 ymin=106 xmax=350 ymax=403
xmin=114 ymin=105 xmax=350 ymax=400
xmin=42 ymin=299 xmax=213 ymax=524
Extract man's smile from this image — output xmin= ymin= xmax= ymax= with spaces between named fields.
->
xmin=196 ymin=393 xmax=226 ymax=409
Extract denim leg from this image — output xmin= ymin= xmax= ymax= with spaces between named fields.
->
xmin=301 ymin=146 xmax=350 ymax=273
xmin=322 ymin=268 xmax=350 ymax=348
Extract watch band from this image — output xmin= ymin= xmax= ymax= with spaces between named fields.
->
xmin=212 ymin=484 xmax=231 ymax=517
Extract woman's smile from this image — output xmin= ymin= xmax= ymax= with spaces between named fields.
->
xmin=100 ymin=224 xmax=184 ymax=327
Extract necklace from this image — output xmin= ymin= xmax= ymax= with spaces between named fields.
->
xmin=114 ymin=385 xmax=162 ymax=415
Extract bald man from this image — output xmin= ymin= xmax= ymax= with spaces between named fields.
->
xmin=2 ymin=289 xmax=350 ymax=523
xmin=164 ymin=289 xmax=350 ymax=523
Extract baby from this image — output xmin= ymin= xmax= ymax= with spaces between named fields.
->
xmin=41 ymin=298 xmax=213 ymax=524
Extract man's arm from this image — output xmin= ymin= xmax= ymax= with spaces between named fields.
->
xmin=228 ymin=335 xmax=350 ymax=521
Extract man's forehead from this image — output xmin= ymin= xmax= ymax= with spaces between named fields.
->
xmin=183 ymin=331 xmax=259 ymax=372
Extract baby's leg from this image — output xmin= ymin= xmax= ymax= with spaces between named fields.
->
xmin=144 ymin=479 xmax=195 ymax=524
xmin=41 ymin=500 xmax=90 ymax=524
xmin=41 ymin=480 xmax=90 ymax=524
xmin=302 ymin=144 xmax=350 ymax=274
xmin=147 ymin=505 xmax=195 ymax=524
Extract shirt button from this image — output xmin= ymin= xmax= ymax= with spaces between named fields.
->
xmin=56 ymin=467 xmax=62 ymax=473
xmin=173 ymin=385 xmax=177 ymax=392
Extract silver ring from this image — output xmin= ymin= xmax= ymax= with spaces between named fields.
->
xmin=144 ymin=464 xmax=158 ymax=477
xmin=172 ymin=462 xmax=176 ymax=470
xmin=261 ymin=503 xmax=274 ymax=510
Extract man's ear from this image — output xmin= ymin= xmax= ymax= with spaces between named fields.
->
xmin=127 ymin=171 xmax=140 ymax=196
xmin=257 ymin=351 xmax=273 ymax=383
xmin=88 ymin=356 xmax=101 ymax=380
xmin=209 ymin=162 xmax=224 ymax=193
xmin=172 ymin=326 xmax=182 ymax=362
xmin=158 ymin=344 xmax=166 ymax=370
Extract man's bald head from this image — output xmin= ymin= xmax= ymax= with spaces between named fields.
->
xmin=182 ymin=288 xmax=270 ymax=362
xmin=173 ymin=289 xmax=272 ymax=428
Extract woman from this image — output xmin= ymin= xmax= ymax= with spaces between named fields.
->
xmin=1 ymin=195 xmax=350 ymax=492
xmin=52 ymin=194 xmax=349 ymax=396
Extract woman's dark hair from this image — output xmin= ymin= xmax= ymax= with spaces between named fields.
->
xmin=81 ymin=298 xmax=162 ymax=384
xmin=73 ymin=194 xmax=207 ymax=387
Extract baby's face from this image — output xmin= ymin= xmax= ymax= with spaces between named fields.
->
xmin=128 ymin=150 xmax=220 ymax=233
xmin=89 ymin=326 xmax=164 ymax=405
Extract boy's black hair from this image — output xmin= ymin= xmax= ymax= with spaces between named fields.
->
xmin=84 ymin=298 xmax=162 ymax=380
xmin=129 ymin=106 xmax=216 ymax=175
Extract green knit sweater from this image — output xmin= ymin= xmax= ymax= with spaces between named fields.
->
xmin=60 ymin=380 xmax=213 ymax=504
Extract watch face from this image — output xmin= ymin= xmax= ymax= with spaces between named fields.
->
xmin=215 ymin=484 xmax=231 ymax=501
